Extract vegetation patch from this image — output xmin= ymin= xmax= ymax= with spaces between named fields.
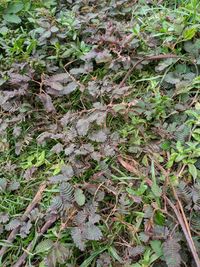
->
xmin=0 ymin=0 xmax=200 ymax=266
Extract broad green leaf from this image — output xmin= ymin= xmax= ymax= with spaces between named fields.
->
xmin=5 ymin=3 xmax=24 ymax=14
xmin=192 ymin=128 xmax=200 ymax=142
xmin=35 ymin=239 xmax=54 ymax=254
xmin=3 ymin=14 xmax=21 ymax=24
xmin=175 ymin=154 xmax=186 ymax=162
xmin=183 ymin=27 xmax=197 ymax=40
xmin=35 ymin=151 xmax=46 ymax=167
xmin=74 ymin=188 xmax=85 ymax=206
xmin=188 ymin=164 xmax=197 ymax=180
xmin=154 ymin=210 xmax=165 ymax=226
xmin=150 ymin=240 xmax=163 ymax=257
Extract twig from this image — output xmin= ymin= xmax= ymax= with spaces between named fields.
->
xmin=149 ymin=156 xmax=200 ymax=266
xmin=166 ymin=196 xmax=200 ymax=267
xmin=189 ymin=89 xmax=200 ymax=108
xmin=63 ymin=65 xmax=85 ymax=92
xmin=0 ymin=182 xmax=46 ymax=258
xmin=13 ymin=214 xmax=57 ymax=267
xmin=119 ymin=54 xmax=180 ymax=88
xmin=58 ymin=99 xmax=138 ymax=119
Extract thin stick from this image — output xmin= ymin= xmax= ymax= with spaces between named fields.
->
xmin=0 ymin=182 xmax=46 ymax=258
xmin=119 ymin=54 xmax=180 ymax=88
xmin=13 ymin=214 xmax=57 ymax=267
xmin=166 ymin=197 xmax=200 ymax=267
xmin=63 ymin=65 xmax=85 ymax=92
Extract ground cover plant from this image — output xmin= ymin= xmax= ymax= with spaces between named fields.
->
xmin=0 ymin=0 xmax=200 ymax=266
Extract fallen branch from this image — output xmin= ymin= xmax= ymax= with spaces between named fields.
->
xmin=0 ymin=182 xmax=46 ymax=258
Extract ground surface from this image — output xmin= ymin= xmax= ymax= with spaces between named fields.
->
xmin=0 ymin=0 xmax=200 ymax=266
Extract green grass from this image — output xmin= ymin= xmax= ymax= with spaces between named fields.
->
xmin=0 ymin=0 xmax=200 ymax=266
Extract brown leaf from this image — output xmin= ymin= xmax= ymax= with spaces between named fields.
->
xmin=118 ymin=156 xmax=141 ymax=176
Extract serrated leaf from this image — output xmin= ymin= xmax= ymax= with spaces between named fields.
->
xmin=35 ymin=239 xmax=54 ymax=254
xmin=192 ymin=128 xmax=200 ymax=142
xmin=49 ymin=174 xmax=68 ymax=184
xmin=74 ymin=188 xmax=85 ymax=206
xmin=71 ymin=227 xmax=86 ymax=251
xmin=88 ymin=213 xmax=101 ymax=224
xmin=0 ymin=178 xmax=7 ymax=191
xmin=74 ymin=210 xmax=87 ymax=225
xmin=53 ymin=242 xmax=70 ymax=263
xmin=64 ymin=143 xmax=76 ymax=155
xmin=85 ymin=224 xmax=102 ymax=241
xmin=184 ymin=39 xmax=200 ymax=57
xmin=5 ymin=218 xmax=21 ymax=231
xmin=163 ymin=238 xmax=181 ymax=267
xmin=128 ymin=245 xmax=145 ymax=257
xmin=89 ymin=130 xmax=107 ymax=142
xmin=48 ymin=73 xmax=70 ymax=82
xmin=35 ymin=150 xmax=46 ymax=167
xmin=45 ymin=249 xmax=57 ymax=267
xmin=155 ymin=58 xmax=175 ymax=72
xmin=0 ymin=213 xmax=9 ymax=223
xmin=20 ymin=220 xmax=32 ymax=238
xmin=7 ymin=181 xmax=20 ymax=191
xmin=76 ymin=119 xmax=90 ymax=136
xmin=50 ymin=196 xmax=63 ymax=212
xmin=60 ymin=182 xmax=74 ymax=202
xmin=50 ymin=26 xmax=59 ymax=33
xmin=29 ymin=208 xmax=40 ymax=221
